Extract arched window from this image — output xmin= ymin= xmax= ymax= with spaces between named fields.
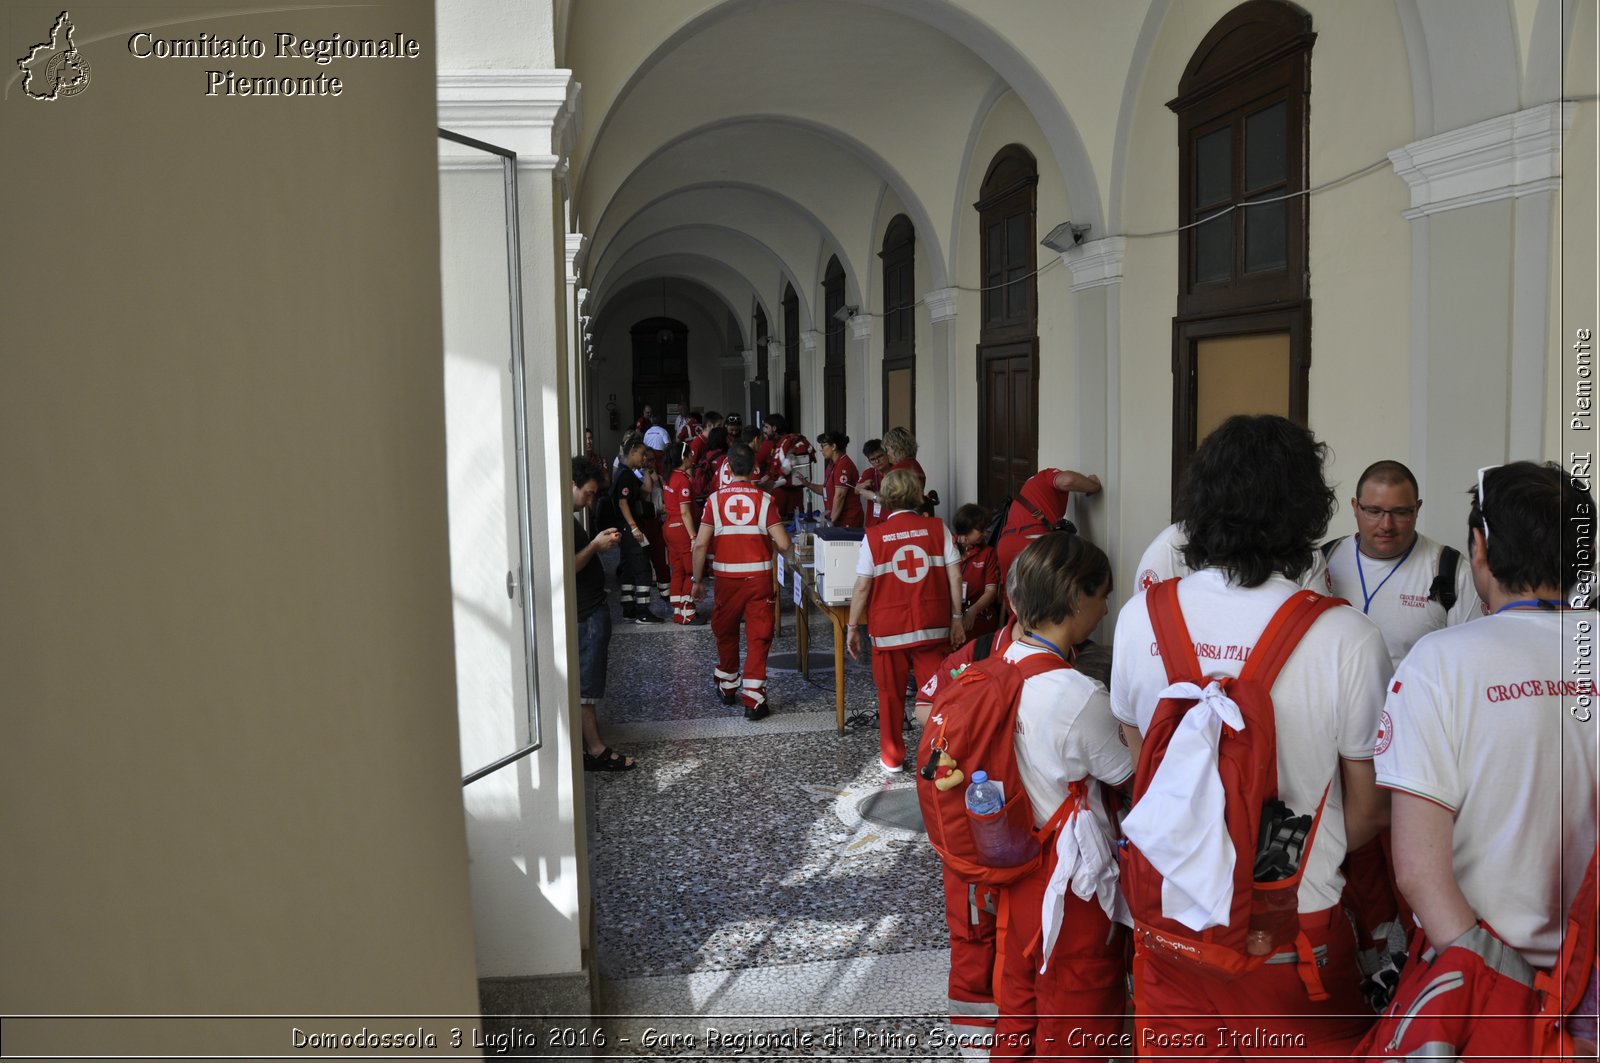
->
xmin=880 ymin=215 xmax=916 ymax=432
xmin=823 ymin=256 xmax=846 ymax=434
xmin=783 ymin=284 xmax=801 ymax=428
xmin=752 ymin=305 xmax=769 ymax=424
xmin=1168 ymin=0 xmax=1314 ymax=500
xmin=975 ymin=145 xmax=1039 ymax=506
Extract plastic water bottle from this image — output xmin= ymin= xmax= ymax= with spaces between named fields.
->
xmin=965 ymin=771 xmax=1024 ymax=865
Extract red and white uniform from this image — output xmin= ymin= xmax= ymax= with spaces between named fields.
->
xmin=1324 ymin=532 xmax=1485 ymax=669
xmin=959 ymin=544 xmax=1000 ymax=639
xmin=823 ymin=454 xmax=863 ymax=528
xmin=993 ymin=641 xmax=1132 ymax=1059
xmin=772 ymin=433 xmax=811 ymax=518
xmin=663 ymin=469 xmax=696 ymax=624
xmin=856 ymin=510 xmax=957 ymax=769
xmin=1362 ymin=609 xmax=1598 ymax=1058
xmin=716 ymin=455 xmax=735 ymax=491
xmin=859 ymin=464 xmax=884 ymax=528
xmin=995 ymin=468 xmax=1071 ymax=592
xmin=919 ymin=626 xmax=1020 ymax=1046
xmin=702 ymin=482 xmax=782 ymax=709
xmin=1111 ymin=569 xmax=1392 ymax=1055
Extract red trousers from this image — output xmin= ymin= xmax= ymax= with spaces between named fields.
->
xmin=643 ymin=515 xmax=669 ymax=590
xmin=1132 ymin=905 xmax=1373 ymax=1060
xmin=993 ymin=861 xmax=1127 ymax=1060
xmin=665 ymin=526 xmax=695 ymax=623
xmin=870 ymin=642 xmax=946 ymax=769
xmin=944 ymin=866 xmax=1000 ymax=1050
xmin=712 ymin=575 xmax=773 ymax=709
xmin=1354 ymin=924 xmax=1543 ymax=1060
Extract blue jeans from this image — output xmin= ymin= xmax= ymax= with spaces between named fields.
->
xmin=577 ymin=605 xmax=611 ymax=702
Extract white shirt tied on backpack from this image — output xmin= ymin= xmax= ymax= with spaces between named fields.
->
xmin=1120 ymin=679 xmax=1245 ymax=930
xmin=1040 ymin=804 xmax=1130 ymax=973
xmin=1111 ymin=569 xmax=1392 ymax=914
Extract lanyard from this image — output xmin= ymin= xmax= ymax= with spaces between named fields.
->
xmin=1495 ymin=598 xmax=1564 ymax=614
xmin=1021 ymin=631 xmax=1073 ymax=663
xmin=1355 ymin=537 xmax=1418 ymax=614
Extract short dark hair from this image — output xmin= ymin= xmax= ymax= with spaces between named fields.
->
xmin=740 ymin=425 xmax=759 ymax=444
xmin=622 ymin=438 xmax=647 ymax=457
xmin=1470 ymin=461 xmax=1595 ymax=594
xmin=1356 ymin=459 xmax=1419 ymax=499
xmin=1006 ymin=532 xmax=1112 ymax=630
xmin=706 ymin=425 xmax=729 ymax=452
xmin=667 ymin=441 xmax=690 ymax=469
xmin=1177 ymin=415 xmax=1336 ymax=588
xmin=765 ymin=413 xmax=787 ymax=433
xmin=953 ymin=503 xmax=990 ymax=537
xmin=728 ymin=443 xmax=756 ymax=476
xmin=817 ymin=430 xmax=850 ymax=449
xmin=571 ymin=457 xmax=603 ymax=488
xmin=704 ymin=410 xmax=723 ymax=425
xmin=863 ymin=438 xmax=885 ymax=457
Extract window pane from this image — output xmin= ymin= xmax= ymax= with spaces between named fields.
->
xmin=886 ymin=367 xmax=914 ymax=432
xmin=1244 ymin=196 xmax=1287 ymax=273
xmin=986 ymin=222 xmax=1003 ymax=279
xmin=1194 ymin=211 xmax=1232 ymax=283
xmin=1195 ymin=332 xmax=1291 ymax=444
xmin=1195 ymin=126 xmax=1232 ymax=209
xmin=1005 ymin=213 xmax=1028 ymax=266
xmin=1245 ymin=101 xmax=1287 ymax=190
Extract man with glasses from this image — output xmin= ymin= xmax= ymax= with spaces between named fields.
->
xmin=1324 ymin=460 xmax=1483 ymax=669
xmin=1356 ymin=461 xmax=1598 ymax=1058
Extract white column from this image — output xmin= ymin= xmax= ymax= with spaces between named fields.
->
xmin=923 ymin=287 xmax=959 ymax=511
xmin=437 ymin=68 xmax=589 ymax=991
xmin=801 ymin=329 xmax=822 ymax=439
xmin=1061 ymin=237 xmax=1125 ymax=558
xmin=848 ymin=312 xmax=874 ymax=443
xmin=1388 ymin=102 xmax=1573 ymax=531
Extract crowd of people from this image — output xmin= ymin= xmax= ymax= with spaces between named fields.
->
xmin=571 ymin=408 xmax=1597 ymax=1060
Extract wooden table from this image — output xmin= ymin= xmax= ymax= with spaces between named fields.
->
xmin=793 ymin=566 xmax=852 ymax=733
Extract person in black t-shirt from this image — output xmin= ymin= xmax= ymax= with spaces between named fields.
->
xmin=572 ymin=458 xmax=634 ymax=771
xmin=611 ymin=438 xmax=663 ymax=623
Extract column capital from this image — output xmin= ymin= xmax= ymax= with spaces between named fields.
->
xmin=1388 ymin=102 xmax=1573 ymax=219
xmin=437 ymin=69 xmax=578 ymax=171
xmin=923 ymin=287 xmax=958 ymax=323
xmin=1061 ymin=237 xmax=1127 ymax=292
xmin=564 ymin=233 xmax=585 ymax=285
xmin=764 ymin=339 xmax=784 ymax=361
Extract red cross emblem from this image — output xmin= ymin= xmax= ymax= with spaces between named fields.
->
xmin=891 ymin=544 xmax=930 ymax=583
xmin=724 ymin=494 xmax=756 ymax=525
xmin=1374 ymin=709 xmax=1394 ymax=755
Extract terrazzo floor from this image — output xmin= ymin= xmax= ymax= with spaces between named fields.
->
xmin=582 ymin=568 xmax=971 ymax=1059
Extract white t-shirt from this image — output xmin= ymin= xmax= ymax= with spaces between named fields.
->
xmin=1006 ymin=641 xmax=1133 ymax=833
xmin=1374 ymin=609 xmax=1599 ymax=967
xmin=855 ymin=510 xmax=959 ymax=576
xmin=1324 ymin=533 xmax=1485 ymax=670
xmin=1110 ymin=568 xmax=1393 ymax=912
xmin=1132 ymin=522 xmax=1333 ymax=595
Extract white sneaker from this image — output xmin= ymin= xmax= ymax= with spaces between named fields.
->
xmin=880 ymin=758 xmax=905 ymax=774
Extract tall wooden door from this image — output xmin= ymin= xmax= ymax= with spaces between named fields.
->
xmin=979 ymin=340 xmax=1037 ymax=504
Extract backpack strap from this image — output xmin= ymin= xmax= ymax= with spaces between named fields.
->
xmin=1011 ymin=651 xmax=1072 ymax=681
xmin=1429 ymin=545 xmax=1461 ymax=612
xmin=971 ymin=630 xmax=999 ymax=663
xmin=1319 ymin=536 xmax=1345 ymax=560
xmin=1146 ymin=578 xmax=1202 ymax=685
xmin=1536 ymin=843 xmax=1599 ymax=1025
xmin=1238 ymin=590 xmax=1345 ymax=689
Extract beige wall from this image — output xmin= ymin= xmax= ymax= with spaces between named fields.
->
xmin=1 ymin=0 xmax=480 ymax=1052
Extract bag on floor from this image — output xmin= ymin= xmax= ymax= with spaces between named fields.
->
xmin=1120 ymin=580 xmax=1341 ymax=988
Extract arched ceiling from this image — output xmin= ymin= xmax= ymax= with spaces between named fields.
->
xmin=564 ymin=0 xmax=1100 ymax=338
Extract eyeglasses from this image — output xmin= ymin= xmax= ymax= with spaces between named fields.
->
xmin=1356 ymin=504 xmax=1418 ymax=521
xmin=1477 ymin=464 xmax=1499 ymax=542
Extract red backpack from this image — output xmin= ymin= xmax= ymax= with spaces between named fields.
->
xmin=1120 ymin=580 xmax=1342 ymax=992
xmin=916 ymin=652 xmax=1084 ymax=886
xmin=1535 ymin=845 xmax=1599 ymax=1057
xmin=690 ymin=448 xmax=725 ymax=505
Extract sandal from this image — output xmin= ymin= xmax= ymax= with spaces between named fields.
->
xmin=583 ymin=746 xmax=637 ymax=772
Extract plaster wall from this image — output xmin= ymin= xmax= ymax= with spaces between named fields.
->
xmin=1 ymin=0 xmax=481 ymax=1050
